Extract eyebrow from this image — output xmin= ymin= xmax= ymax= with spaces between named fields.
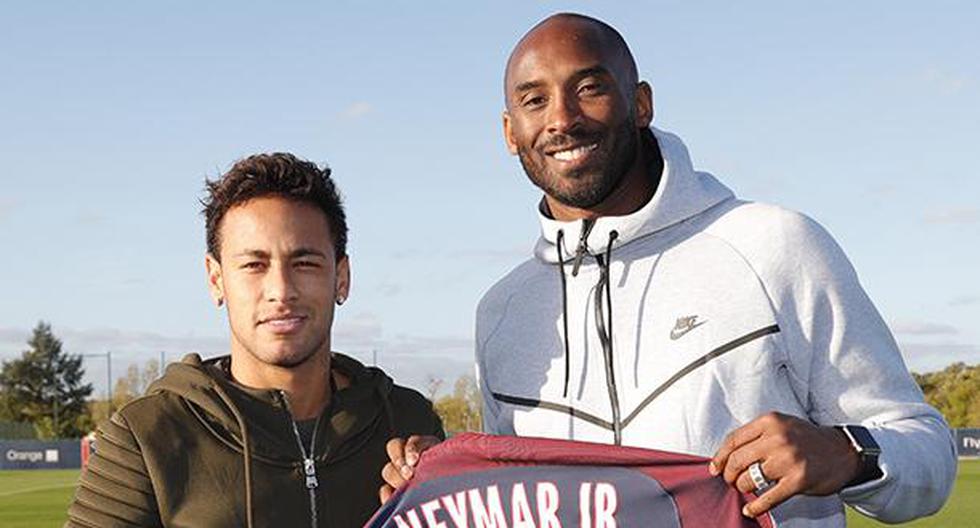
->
xmin=232 ymin=248 xmax=329 ymax=259
xmin=511 ymin=65 xmax=613 ymax=95
xmin=514 ymin=80 xmax=544 ymax=94
xmin=571 ymin=66 xmax=612 ymax=82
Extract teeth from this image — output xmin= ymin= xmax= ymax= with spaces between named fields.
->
xmin=266 ymin=317 xmax=302 ymax=326
xmin=552 ymin=143 xmax=597 ymax=161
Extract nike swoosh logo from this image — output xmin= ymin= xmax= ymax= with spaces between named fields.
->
xmin=670 ymin=319 xmax=706 ymax=340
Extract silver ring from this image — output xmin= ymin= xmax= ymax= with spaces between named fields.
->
xmin=748 ymin=462 xmax=772 ymax=492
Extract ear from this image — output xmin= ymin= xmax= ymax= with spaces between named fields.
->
xmin=205 ymin=253 xmax=225 ymax=307
xmin=502 ymin=111 xmax=519 ymax=155
xmin=634 ymin=81 xmax=654 ymax=128
xmin=335 ymin=255 xmax=351 ymax=303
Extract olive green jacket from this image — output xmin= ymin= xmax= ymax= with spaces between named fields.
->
xmin=66 ymin=353 xmax=444 ymax=528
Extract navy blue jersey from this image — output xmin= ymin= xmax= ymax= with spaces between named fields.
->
xmin=368 ymin=433 xmax=772 ymax=528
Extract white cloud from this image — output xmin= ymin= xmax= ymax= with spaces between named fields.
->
xmin=72 ymin=209 xmax=107 ymax=226
xmin=891 ymin=320 xmax=959 ymax=336
xmin=949 ymin=294 xmax=980 ymax=307
xmin=899 ymin=342 xmax=980 ymax=374
xmin=332 ymin=311 xmax=385 ymax=348
xmin=342 ymin=101 xmax=374 ymax=119
xmin=862 ymin=183 xmax=898 ymax=198
xmin=921 ymin=67 xmax=970 ymax=96
xmin=334 ymin=330 xmax=475 ymax=396
xmin=0 ymin=325 xmax=226 ymax=366
xmin=0 ymin=199 xmax=15 ymax=223
xmin=448 ymin=245 xmax=531 ymax=262
xmin=924 ymin=207 xmax=980 ymax=225
xmin=376 ymin=281 xmax=402 ymax=297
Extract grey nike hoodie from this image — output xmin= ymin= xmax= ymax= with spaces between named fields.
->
xmin=476 ymin=127 xmax=956 ymax=526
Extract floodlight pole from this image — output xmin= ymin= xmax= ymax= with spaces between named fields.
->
xmin=82 ymin=351 xmax=113 ymax=415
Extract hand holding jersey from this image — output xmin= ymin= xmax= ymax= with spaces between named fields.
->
xmin=709 ymin=412 xmax=863 ymax=518
xmin=380 ymin=435 xmax=442 ymax=503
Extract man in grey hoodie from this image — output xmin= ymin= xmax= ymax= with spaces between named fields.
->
xmin=384 ymin=13 xmax=956 ymax=527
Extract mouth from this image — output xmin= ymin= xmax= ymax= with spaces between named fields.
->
xmin=257 ymin=314 xmax=308 ymax=334
xmin=545 ymin=142 xmax=599 ymax=163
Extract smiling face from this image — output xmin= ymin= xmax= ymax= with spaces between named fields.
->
xmin=206 ymin=196 xmax=349 ymax=372
xmin=503 ymin=15 xmax=653 ymax=215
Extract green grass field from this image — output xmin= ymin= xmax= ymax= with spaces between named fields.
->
xmin=0 ymin=461 xmax=977 ymax=527
xmin=847 ymin=459 xmax=979 ymax=528
xmin=0 ymin=469 xmax=78 ymax=528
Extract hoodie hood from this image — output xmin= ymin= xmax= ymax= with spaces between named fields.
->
xmin=534 ymin=127 xmax=734 ymax=264
xmin=147 ymin=352 xmax=394 ymax=465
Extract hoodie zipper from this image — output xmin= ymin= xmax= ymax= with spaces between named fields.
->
xmin=280 ymin=391 xmax=322 ymax=528
xmin=570 ymin=218 xmax=596 ymax=277
xmin=567 ymin=220 xmax=623 ymax=445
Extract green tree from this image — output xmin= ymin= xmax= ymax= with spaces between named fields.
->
xmin=0 ymin=322 xmax=93 ymax=438
xmin=83 ymin=359 xmax=163 ymax=429
xmin=113 ymin=359 xmax=160 ymax=408
xmin=433 ymin=375 xmax=482 ymax=435
xmin=914 ymin=362 xmax=980 ymax=428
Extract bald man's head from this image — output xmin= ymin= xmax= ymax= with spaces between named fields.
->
xmin=505 ymin=13 xmax=639 ymax=109
xmin=500 ymin=13 xmax=654 ymax=215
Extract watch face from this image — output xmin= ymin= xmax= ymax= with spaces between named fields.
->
xmin=847 ymin=426 xmax=881 ymax=455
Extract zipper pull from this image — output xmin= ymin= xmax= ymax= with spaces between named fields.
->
xmin=303 ymin=457 xmax=318 ymax=489
xmin=571 ymin=218 xmax=596 ymax=277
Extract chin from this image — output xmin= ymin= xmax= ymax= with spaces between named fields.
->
xmin=255 ymin=343 xmax=322 ymax=369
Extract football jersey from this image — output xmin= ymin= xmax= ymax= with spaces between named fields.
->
xmin=367 ymin=433 xmax=772 ymax=527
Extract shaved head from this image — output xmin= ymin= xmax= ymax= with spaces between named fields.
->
xmin=501 ymin=13 xmax=658 ymax=219
xmin=505 ymin=13 xmax=639 ymax=108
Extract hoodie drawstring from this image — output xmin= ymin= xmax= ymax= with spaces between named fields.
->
xmin=212 ymin=382 xmax=255 ymax=528
xmin=595 ymin=230 xmax=621 ymax=444
xmin=556 ymin=228 xmax=619 ymax=412
xmin=556 ymin=229 xmax=572 ymax=398
xmin=557 ymin=227 xmax=622 ymax=444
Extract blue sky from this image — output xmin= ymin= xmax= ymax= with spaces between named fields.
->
xmin=1 ymin=2 xmax=978 ymax=396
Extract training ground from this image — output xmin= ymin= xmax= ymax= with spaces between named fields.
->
xmin=0 ymin=461 xmax=977 ymax=527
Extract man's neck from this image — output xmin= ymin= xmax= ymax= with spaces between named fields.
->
xmin=546 ymin=130 xmax=663 ymax=222
xmin=229 ymin=348 xmax=333 ymax=420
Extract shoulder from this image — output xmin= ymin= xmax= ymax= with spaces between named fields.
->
xmin=387 ymin=383 xmax=445 ymax=438
xmin=476 ymin=258 xmax=543 ymax=339
xmin=113 ymin=391 xmax=194 ymax=438
xmin=478 ymin=258 xmax=541 ymax=313
xmin=703 ymin=200 xmax=852 ymax=282
xmin=387 ymin=383 xmax=435 ymax=412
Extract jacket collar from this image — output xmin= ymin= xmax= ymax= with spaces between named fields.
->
xmin=149 ymin=352 xmax=392 ymax=464
xmin=534 ymin=127 xmax=734 ymax=264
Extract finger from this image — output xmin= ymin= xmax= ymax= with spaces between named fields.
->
xmin=381 ymin=462 xmax=406 ymax=489
xmin=735 ymin=458 xmax=775 ymax=494
xmin=386 ymin=438 xmax=410 ymax=478
xmin=721 ymin=436 xmax=777 ymax=485
xmin=711 ymin=421 xmax=765 ymax=476
xmin=386 ymin=437 xmax=406 ymax=464
xmin=742 ymin=477 xmax=797 ymax=518
xmin=404 ymin=435 xmax=441 ymax=466
xmin=379 ymin=484 xmax=394 ymax=504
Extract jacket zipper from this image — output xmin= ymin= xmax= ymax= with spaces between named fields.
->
xmin=281 ymin=391 xmax=322 ymax=528
xmin=570 ymin=218 xmax=596 ymax=277
xmin=594 ymin=253 xmax=622 ymax=445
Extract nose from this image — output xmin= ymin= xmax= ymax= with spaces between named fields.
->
xmin=263 ymin=261 xmax=299 ymax=303
xmin=546 ymin=92 xmax=584 ymax=135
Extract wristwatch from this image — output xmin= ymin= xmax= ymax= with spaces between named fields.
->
xmin=835 ymin=425 xmax=883 ymax=487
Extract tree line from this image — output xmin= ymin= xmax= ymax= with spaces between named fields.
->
xmin=2 ymin=322 xmax=979 ymax=439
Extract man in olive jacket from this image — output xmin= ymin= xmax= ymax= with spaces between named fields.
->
xmin=66 ymin=153 xmax=444 ymax=527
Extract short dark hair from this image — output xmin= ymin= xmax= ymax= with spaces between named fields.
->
xmin=202 ymin=152 xmax=347 ymax=261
